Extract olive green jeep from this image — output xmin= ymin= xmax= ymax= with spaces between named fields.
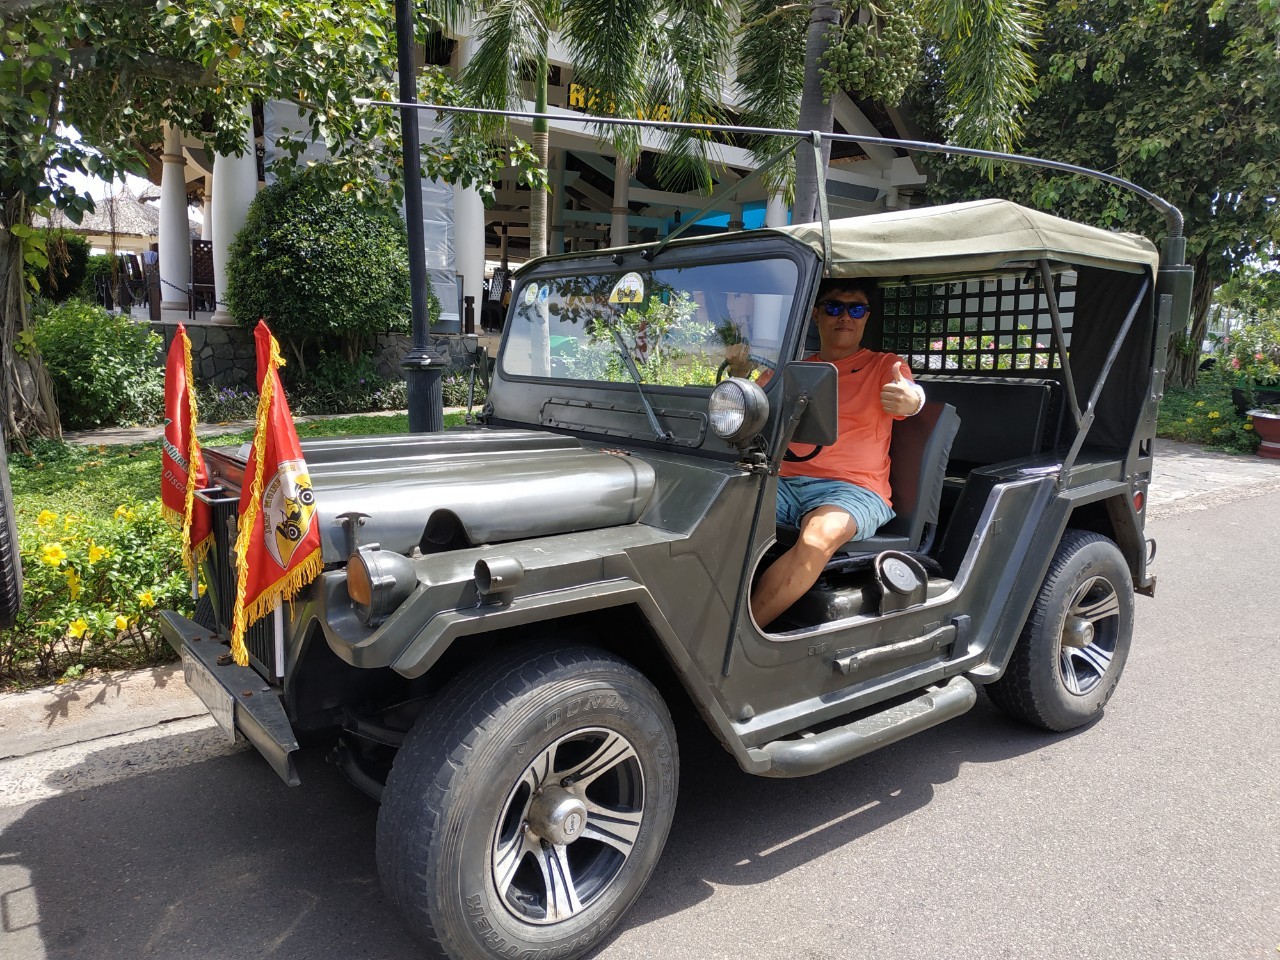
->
xmin=161 ymin=196 xmax=1191 ymax=960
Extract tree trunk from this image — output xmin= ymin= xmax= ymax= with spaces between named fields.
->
xmin=1166 ymin=249 xmax=1214 ymax=389
xmin=792 ymin=0 xmax=839 ymax=225
xmin=1 ymin=195 xmax=62 ymax=446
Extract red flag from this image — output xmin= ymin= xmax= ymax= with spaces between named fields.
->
xmin=229 ymin=321 xmax=322 ymax=665
xmin=160 ymin=324 xmax=212 ymax=573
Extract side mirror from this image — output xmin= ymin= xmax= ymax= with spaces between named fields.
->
xmin=783 ymin=361 xmax=838 ymax=447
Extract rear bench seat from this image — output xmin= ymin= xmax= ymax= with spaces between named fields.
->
xmin=914 ymin=375 xmax=1061 ymax=472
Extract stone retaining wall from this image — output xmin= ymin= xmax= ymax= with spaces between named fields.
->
xmin=150 ymin=322 xmax=477 ymax=387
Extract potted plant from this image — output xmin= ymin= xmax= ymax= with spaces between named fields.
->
xmin=1246 ymin=403 xmax=1280 ymax=459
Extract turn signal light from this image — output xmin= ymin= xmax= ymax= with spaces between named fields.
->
xmin=347 ymin=544 xmax=417 ymax=627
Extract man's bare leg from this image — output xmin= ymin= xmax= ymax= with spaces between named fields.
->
xmin=751 ymin=505 xmax=859 ymax=630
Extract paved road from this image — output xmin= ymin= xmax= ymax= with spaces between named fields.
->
xmin=2 ymin=490 xmax=1278 ymax=960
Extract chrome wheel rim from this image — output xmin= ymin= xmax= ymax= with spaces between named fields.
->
xmin=1058 ymin=575 xmax=1121 ymax=696
xmin=491 ymin=726 xmax=645 ymax=925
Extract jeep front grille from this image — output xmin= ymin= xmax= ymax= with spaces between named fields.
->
xmin=200 ymin=490 xmax=276 ymax=679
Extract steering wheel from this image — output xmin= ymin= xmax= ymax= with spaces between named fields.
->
xmin=715 ymin=353 xmax=777 ymax=384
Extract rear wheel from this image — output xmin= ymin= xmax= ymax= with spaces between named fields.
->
xmin=986 ymin=529 xmax=1134 ymax=731
xmin=376 ymin=646 xmax=678 ymax=960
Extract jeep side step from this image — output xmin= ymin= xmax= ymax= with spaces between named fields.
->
xmin=747 ymin=675 xmax=977 ymax=778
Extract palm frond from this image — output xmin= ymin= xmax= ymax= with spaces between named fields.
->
xmin=735 ymin=0 xmax=806 ymax=194
xmin=460 ymin=0 xmax=551 ymax=137
xmin=922 ymin=0 xmax=1042 ymax=152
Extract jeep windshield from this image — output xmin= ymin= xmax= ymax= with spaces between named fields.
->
xmin=500 ymin=257 xmax=799 ymax=388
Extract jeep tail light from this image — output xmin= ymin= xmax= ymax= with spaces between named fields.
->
xmin=347 ymin=544 xmax=417 ymax=627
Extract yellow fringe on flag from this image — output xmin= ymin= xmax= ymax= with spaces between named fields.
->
xmin=180 ymin=332 xmax=212 ymax=573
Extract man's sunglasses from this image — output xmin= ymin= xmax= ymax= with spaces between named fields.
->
xmin=820 ymin=300 xmax=870 ymax=320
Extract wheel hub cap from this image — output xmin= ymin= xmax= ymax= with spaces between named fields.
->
xmin=1061 ymin=614 xmax=1095 ymax=648
xmin=528 ymin=788 xmax=589 ymax=846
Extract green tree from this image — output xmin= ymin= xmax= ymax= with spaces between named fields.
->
xmin=0 ymin=0 xmax=534 ymax=440
xmin=737 ymin=0 xmax=1043 ymax=221
xmin=922 ymin=0 xmax=1280 ymax=388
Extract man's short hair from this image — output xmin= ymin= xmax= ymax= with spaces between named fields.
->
xmin=816 ymin=277 xmax=877 ymax=301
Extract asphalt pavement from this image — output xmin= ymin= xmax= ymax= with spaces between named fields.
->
xmin=1 ymin=438 xmax=1278 ymax=959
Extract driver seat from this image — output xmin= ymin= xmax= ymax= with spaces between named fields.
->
xmin=777 ymin=400 xmax=960 ymax=564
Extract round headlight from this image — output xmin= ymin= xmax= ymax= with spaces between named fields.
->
xmin=709 ymin=378 xmax=770 ymax=445
xmin=347 ymin=544 xmax=417 ymax=627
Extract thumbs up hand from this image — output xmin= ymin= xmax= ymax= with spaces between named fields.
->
xmin=880 ymin=361 xmax=921 ymax=415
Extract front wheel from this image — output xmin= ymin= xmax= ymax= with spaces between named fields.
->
xmin=985 ymin=529 xmax=1134 ymax=732
xmin=376 ymin=646 xmax=678 ymax=960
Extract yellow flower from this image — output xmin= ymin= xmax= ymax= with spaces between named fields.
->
xmin=1185 ymin=417 xmax=1194 ymax=424
xmin=197 ymin=581 xmax=207 ymax=597
xmin=36 ymin=509 xmax=58 ymax=528
xmin=1194 ymin=401 xmax=1205 ymax=407
xmin=87 ymin=542 xmax=108 ymax=563
xmin=63 ymin=514 xmax=81 ymax=530
xmin=40 ymin=542 xmax=67 ymax=567
xmin=137 ymin=590 xmax=156 ymax=609
xmin=65 ymin=568 xmax=82 ymax=601
xmin=68 ymin=618 xmax=89 ymax=639
xmin=114 ymin=614 xmax=129 ymax=632
xmin=113 ymin=504 xmax=135 ymax=521
xmin=1207 ymin=411 xmax=1221 ymax=420
xmin=1211 ymin=427 xmax=1222 ymax=435
xmin=1244 ymin=422 xmax=1254 ymax=431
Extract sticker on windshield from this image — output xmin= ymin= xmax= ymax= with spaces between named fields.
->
xmin=538 ymin=284 xmax=550 ymax=303
xmin=523 ymin=284 xmax=538 ymax=305
xmin=608 ymin=272 xmax=645 ymax=305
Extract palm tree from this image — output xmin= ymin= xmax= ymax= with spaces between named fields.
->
xmin=739 ymin=0 xmax=1043 ymax=223
xmin=456 ymin=0 xmax=737 ymax=259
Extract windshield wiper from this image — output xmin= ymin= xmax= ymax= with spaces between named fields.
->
xmin=608 ymin=325 xmax=672 ymax=442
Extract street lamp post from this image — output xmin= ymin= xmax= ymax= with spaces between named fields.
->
xmin=394 ymin=0 xmax=443 ymax=432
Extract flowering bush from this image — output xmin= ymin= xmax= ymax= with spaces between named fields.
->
xmin=1215 ymin=314 xmax=1280 ymax=390
xmin=197 ymin=383 xmax=261 ymax=422
xmin=0 ymin=500 xmax=193 ymax=685
xmin=1156 ymin=367 xmax=1259 ymax=454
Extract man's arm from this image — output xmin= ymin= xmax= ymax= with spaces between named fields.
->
xmin=880 ymin=361 xmax=925 ymax=417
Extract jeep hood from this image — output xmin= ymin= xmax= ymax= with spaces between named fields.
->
xmin=290 ymin=429 xmax=656 ymax=562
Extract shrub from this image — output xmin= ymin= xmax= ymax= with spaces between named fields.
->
xmin=442 ymin=369 xmax=488 ymax=408
xmin=80 ymin=253 xmax=117 ymax=305
xmin=0 ymin=501 xmax=190 ymax=685
xmin=33 ymin=300 xmax=164 ymax=429
xmin=284 ymin=352 xmax=408 ymax=415
xmin=226 ymin=166 xmax=427 ymax=353
xmin=1215 ymin=313 xmax=1280 ymax=391
xmin=195 ymin=383 xmax=260 ymax=423
xmin=36 ymin=232 xmax=90 ymax=302
xmin=1157 ymin=366 xmax=1259 ymax=454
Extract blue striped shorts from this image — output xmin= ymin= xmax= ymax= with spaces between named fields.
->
xmin=776 ymin=476 xmax=895 ymax=540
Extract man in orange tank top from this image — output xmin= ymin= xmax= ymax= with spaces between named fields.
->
xmin=752 ymin=278 xmax=925 ymax=629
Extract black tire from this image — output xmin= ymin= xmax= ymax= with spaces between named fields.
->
xmin=376 ymin=645 xmax=678 ymax=960
xmin=986 ymin=529 xmax=1134 ymax=732
xmin=0 ymin=425 xmax=23 ymax=630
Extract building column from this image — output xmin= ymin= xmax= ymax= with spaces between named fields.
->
xmin=210 ymin=106 xmax=259 ymax=323
xmin=158 ymin=124 xmax=191 ymax=313
xmin=452 ymin=35 xmax=487 ymax=317
xmin=727 ymin=202 xmax=745 ymax=232
xmin=611 ymin=155 xmax=632 ymax=248
xmin=201 ymin=175 xmax=213 ymax=240
xmin=765 ymin=192 xmax=789 ymax=228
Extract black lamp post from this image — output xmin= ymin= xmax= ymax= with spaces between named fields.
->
xmin=394 ymin=0 xmax=444 ymax=432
